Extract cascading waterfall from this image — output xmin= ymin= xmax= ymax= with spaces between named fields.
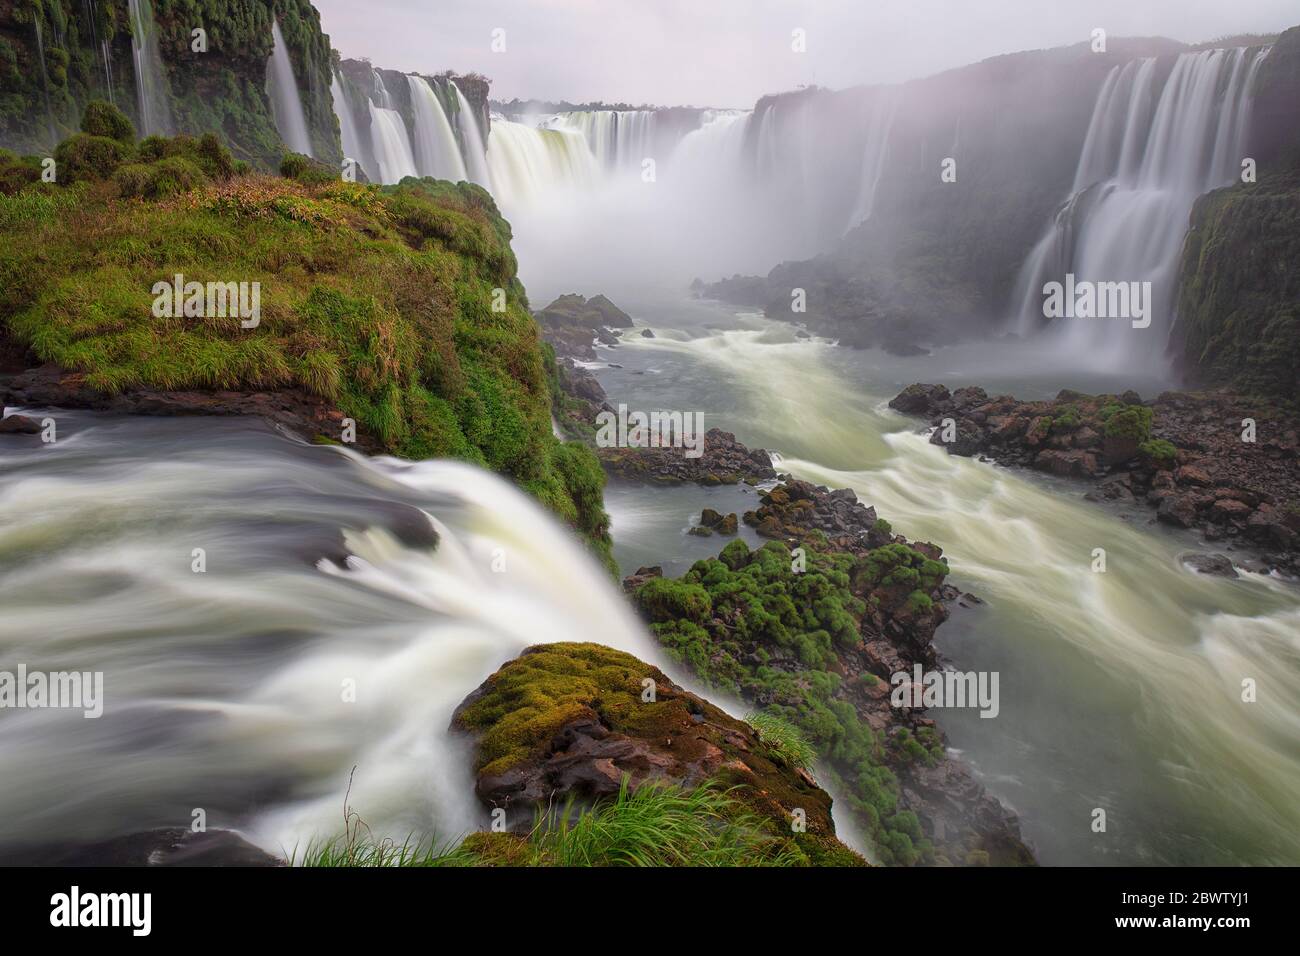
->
xmin=1011 ymin=47 xmax=1269 ymax=368
xmin=126 ymin=0 xmax=172 ymax=136
xmin=367 ymin=71 xmax=417 ymax=183
xmin=406 ymin=75 xmax=467 ymax=182
xmin=0 ymin=413 xmax=664 ymax=855
xmin=846 ymin=90 xmax=899 ymax=230
xmin=450 ymin=80 xmax=493 ymax=188
xmin=552 ymin=110 xmax=656 ymax=175
xmin=331 ymin=72 xmax=369 ymax=180
xmin=486 ymin=117 xmax=600 ymax=207
xmin=266 ymin=20 xmax=314 ymax=158
xmin=31 ymin=18 xmax=57 ymax=147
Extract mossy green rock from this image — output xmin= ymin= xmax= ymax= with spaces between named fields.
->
xmin=450 ymin=641 xmax=866 ymax=865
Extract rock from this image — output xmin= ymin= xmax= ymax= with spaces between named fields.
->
xmin=11 ymin=828 xmax=283 ymax=867
xmin=699 ymin=508 xmax=739 ymax=534
xmin=889 ymin=383 xmax=950 ymax=414
xmin=687 ymin=525 xmax=713 ymax=537
xmin=1157 ymin=493 xmax=1202 ymax=528
xmin=1179 ymin=552 xmax=1238 ymax=578
xmin=640 ymin=328 xmax=655 ymax=338
xmin=0 ymin=413 xmax=41 ymax=434
xmin=930 ymin=419 xmax=984 ymax=457
xmin=1034 ymin=449 xmax=1100 ymax=479
xmin=1211 ymin=498 xmax=1252 ymax=520
xmin=1175 ymin=464 xmax=1213 ymax=487
xmin=450 ymin=642 xmax=862 ymax=862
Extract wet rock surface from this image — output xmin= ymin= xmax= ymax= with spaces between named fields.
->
xmin=891 ymin=383 xmax=1300 ymax=575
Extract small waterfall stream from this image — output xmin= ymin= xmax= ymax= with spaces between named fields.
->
xmin=266 ymin=20 xmax=314 ymax=158
xmin=126 ymin=0 xmax=172 ymax=136
xmin=450 ymin=80 xmax=492 ymax=188
xmin=406 ymin=75 xmax=467 ymax=182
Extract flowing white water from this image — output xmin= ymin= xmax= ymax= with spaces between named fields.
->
xmin=369 ymin=104 xmax=418 ymax=184
xmin=406 ymin=75 xmax=467 ymax=182
xmin=0 ymin=413 xmax=662 ymax=857
xmin=486 ymin=117 xmax=600 ymax=207
xmin=331 ymin=73 xmax=369 ymax=180
xmin=449 ymin=81 xmax=492 ymax=188
xmin=551 ymin=110 xmax=656 ymax=176
xmin=127 ymin=0 xmax=172 ymax=136
xmin=591 ymin=299 xmax=1300 ymax=865
xmin=266 ymin=21 xmax=313 ymax=158
xmin=1011 ymin=47 xmax=1268 ymax=370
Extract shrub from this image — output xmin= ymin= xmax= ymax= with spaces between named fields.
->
xmin=1103 ymin=405 xmax=1153 ymax=442
xmin=52 ymin=133 xmax=129 ymax=182
xmin=281 ymin=151 xmax=338 ymax=185
xmin=747 ymin=711 xmax=818 ymax=770
xmin=80 ymin=100 xmax=135 ymax=144
xmin=1138 ymin=438 xmax=1178 ymax=469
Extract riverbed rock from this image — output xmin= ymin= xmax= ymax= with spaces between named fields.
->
xmin=0 ymin=413 xmax=41 ymax=434
xmin=1179 ymin=552 xmax=1238 ymax=578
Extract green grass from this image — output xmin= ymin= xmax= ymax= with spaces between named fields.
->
xmin=746 ymin=711 xmax=818 ymax=771
xmin=294 ymin=778 xmax=805 ymax=867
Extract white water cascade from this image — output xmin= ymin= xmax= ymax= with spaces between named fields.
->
xmin=127 ymin=0 xmax=172 ymax=137
xmin=450 ymin=81 xmax=492 ymax=188
xmin=551 ymin=110 xmax=656 ymax=176
xmin=0 ymin=413 xmax=664 ymax=855
xmin=368 ymin=72 xmax=417 ymax=183
xmin=406 ymin=75 xmax=468 ymax=182
xmin=331 ymin=72 xmax=368 ymax=180
xmin=266 ymin=20 xmax=313 ymax=157
xmin=1011 ymin=47 xmax=1269 ymax=369
xmin=486 ymin=117 xmax=600 ymax=207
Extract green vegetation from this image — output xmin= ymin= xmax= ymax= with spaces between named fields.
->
xmin=1102 ymin=404 xmax=1153 ymax=442
xmin=746 ymin=710 xmax=817 ymax=770
xmin=295 ymin=779 xmax=808 ymax=868
xmin=0 ymin=102 xmax=611 ymax=563
xmin=871 ymin=517 xmax=892 ymax=535
xmin=632 ymin=538 xmax=943 ymax=864
xmin=1139 ymin=438 xmax=1178 ymax=469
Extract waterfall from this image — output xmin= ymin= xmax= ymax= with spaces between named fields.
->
xmin=552 ymin=110 xmax=656 ymax=174
xmin=0 ymin=413 xmax=664 ymax=854
xmin=368 ymin=102 xmax=418 ymax=183
xmin=846 ymin=91 xmax=899 ymax=230
xmin=266 ymin=20 xmax=313 ymax=158
xmin=485 ymin=117 xmax=600 ymax=207
xmin=331 ymin=72 xmax=369 ymax=180
xmin=449 ymin=80 xmax=492 ymax=188
xmin=1011 ymin=47 xmax=1269 ymax=367
xmin=127 ymin=0 xmax=172 ymax=136
xmin=32 ymin=18 xmax=57 ymax=146
xmin=406 ymin=75 xmax=467 ymax=182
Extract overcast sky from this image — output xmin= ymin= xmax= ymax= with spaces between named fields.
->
xmin=313 ymin=0 xmax=1297 ymax=106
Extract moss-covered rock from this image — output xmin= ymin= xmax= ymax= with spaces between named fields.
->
xmin=0 ymin=127 xmax=611 ymax=562
xmin=449 ymin=641 xmax=866 ymax=865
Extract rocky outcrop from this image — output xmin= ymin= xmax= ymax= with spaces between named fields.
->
xmin=891 ymin=383 xmax=1300 ymax=574
xmin=598 ymin=427 xmax=776 ymax=485
xmin=0 ymin=364 xmax=384 ymax=452
xmin=628 ymin=482 xmax=1035 ymax=866
xmin=450 ymin=641 xmax=864 ymax=865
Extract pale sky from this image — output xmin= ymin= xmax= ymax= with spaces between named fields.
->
xmin=313 ymin=0 xmax=1297 ymax=107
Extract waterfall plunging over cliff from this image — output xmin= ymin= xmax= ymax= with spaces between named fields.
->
xmin=551 ymin=110 xmax=656 ymax=176
xmin=267 ymin=21 xmax=313 ymax=157
xmin=331 ymin=73 xmax=367 ymax=179
xmin=366 ymin=71 xmax=417 ymax=183
xmin=127 ymin=0 xmax=172 ymax=137
xmin=1011 ymin=46 xmax=1269 ymax=368
xmin=485 ymin=118 xmax=600 ymax=206
xmin=407 ymin=75 xmax=468 ymax=182
xmin=450 ymin=81 xmax=492 ymax=188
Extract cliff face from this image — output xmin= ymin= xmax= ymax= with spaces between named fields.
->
xmin=1175 ymin=27 xmax=1300 ymax=400
xmin=0 ymin=0 xmax=339 ymax=169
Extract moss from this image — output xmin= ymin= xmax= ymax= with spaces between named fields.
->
xmin=1102 ymin=405 xmax=1152 ymax=442
xmin=0 ymin=127 xmax=609 ymax=556
xmin=80 ymin=99 xmax=134 ymax=144
xmin=1138 ymin=438 xmax=1178 ymax=469
xmin=632 ymin=539 xmax=944 ymax=864
xmin=280 ymin=151 xmax=337 ymax=186
xmin=871 ymin=517 xmax=892 ymax=535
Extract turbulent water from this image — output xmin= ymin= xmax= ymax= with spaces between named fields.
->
xmin=592 ymin=296 xmax=1300 ymax=866
xmin=0 ymin=413 xmax=661 ymax=859
xmin=1012 ymin=47 xmax=1268 ymax=367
